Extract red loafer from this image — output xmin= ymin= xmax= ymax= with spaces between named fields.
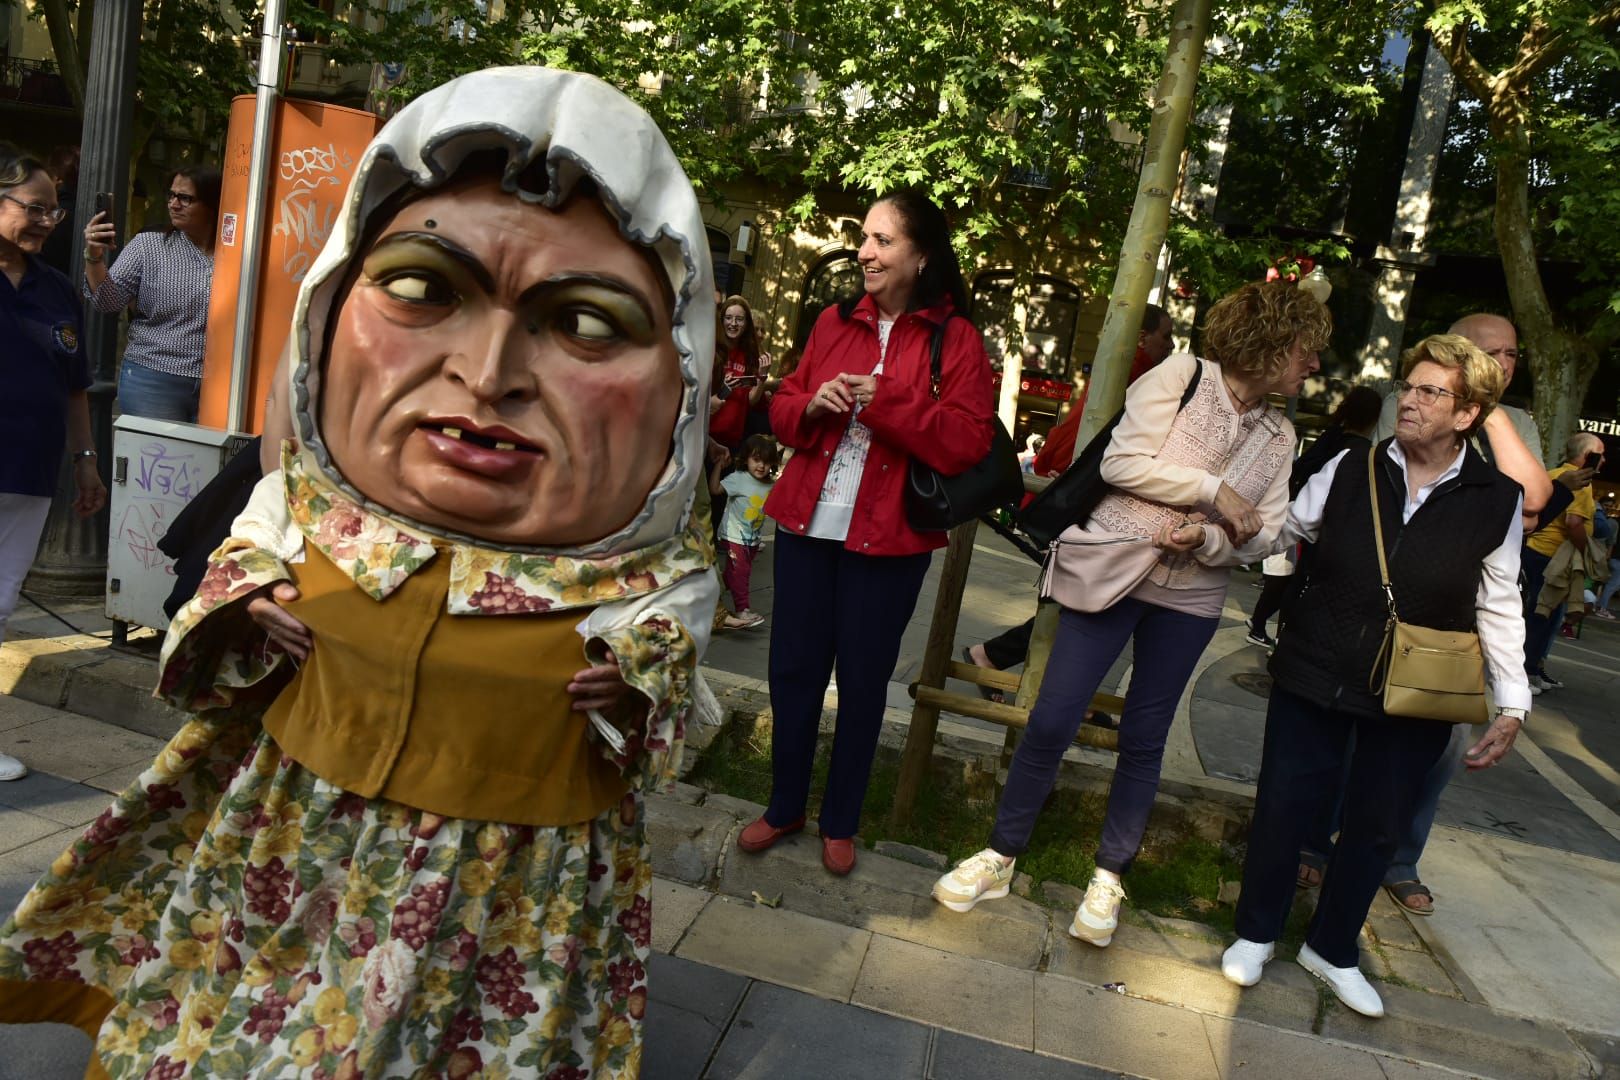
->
xmin=821 ymin=836 xmax=856 ymax=876
xmin=737 ymin=815 xmax=804 ymax=853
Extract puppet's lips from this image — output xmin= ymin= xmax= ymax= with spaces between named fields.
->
xmin=419 ymin=421 xmax=540 ymax=454
xmin=418 ymin=424 xmax=541 ymax=481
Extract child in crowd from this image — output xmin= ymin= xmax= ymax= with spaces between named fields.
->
xmin=712 ymin=434 xmax=779 ymax=629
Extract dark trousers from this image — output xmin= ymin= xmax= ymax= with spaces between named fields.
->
xmin=1520 ymin=546 xmax=1555 ymax=676
xmin=1248 ymin=573 xmax=1301 ymax=635
xmin=765 ymin=532 xmax=932 ymax=839
xmin=989 ymin=600 xmax=1218 ymax=873
xmin=982 ymin=612 xmax=1037 ymax=669
xmin=1235 ymin=687 xmax=1453 ymax=968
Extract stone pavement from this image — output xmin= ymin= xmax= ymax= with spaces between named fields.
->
xmin=3 ymin=535 xmax=1620 ymax=1077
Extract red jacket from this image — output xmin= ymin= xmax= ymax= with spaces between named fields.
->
xmin=766 ymin=295 xmax=995 ymax=556
xmin=1031 ymin=345 xmax=1159 ymax=477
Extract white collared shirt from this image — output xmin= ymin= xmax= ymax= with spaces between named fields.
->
xmin=1283 ymin=442 xmax=1531 ymax=713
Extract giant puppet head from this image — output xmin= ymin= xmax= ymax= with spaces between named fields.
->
xmin=287 ymin=67 xmax=715 ymax=557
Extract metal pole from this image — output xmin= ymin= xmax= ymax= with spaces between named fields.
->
xmin=226 ymin=0 xmax=288 ymax=432
xmin=25 ymin=0 xmax=142 ymax=597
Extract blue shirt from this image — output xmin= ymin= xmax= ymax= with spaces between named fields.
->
xmin=2 ymin=256 xmax=91 ymax=496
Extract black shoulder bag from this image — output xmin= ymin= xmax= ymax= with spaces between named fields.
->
xmin=903 ymin=316 xmax=1025 ymax=532
xmin=1016 ymin=359 xmax=1203 ymax=549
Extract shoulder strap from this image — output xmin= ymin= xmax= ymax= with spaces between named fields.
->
xmin=1178 ymin=358 xmax=1203 ymax=410
xmin=928 ymin=314 xmax=953 ymax=401
xmin=1368 ymin=444 xmax=1397 ymax=618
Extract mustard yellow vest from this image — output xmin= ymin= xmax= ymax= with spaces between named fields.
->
xmin=262 ymin=544 xmax=629 ymax=826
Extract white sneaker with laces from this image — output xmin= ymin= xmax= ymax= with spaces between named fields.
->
xmin=1297 ymin=943 xmax=1384 ymax=1017
xmin=0 ymin=752 xmax=27 ymax=782
xmin=1221 ymin=938 xmax=1275 ymax=986
xmin=1068 ymin=873 xmax=1126 ymax=947
xmin=932 ymin=849 xmax=1015 ymax=913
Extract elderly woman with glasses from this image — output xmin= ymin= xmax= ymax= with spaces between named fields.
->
xmin=83 ymin=164 xmax=221 ymax=422
xmin=0 ymin=144 xmax=107 ymax=782
xmin=1220 ymin=334 xmax=1530 ymax=1020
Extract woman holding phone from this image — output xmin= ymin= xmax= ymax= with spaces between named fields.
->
xmin=83 ymin=164 xmax=220 ymax=422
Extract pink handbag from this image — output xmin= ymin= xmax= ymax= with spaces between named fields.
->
xmin=1037 ymin=525 xmax=1161 ymax=613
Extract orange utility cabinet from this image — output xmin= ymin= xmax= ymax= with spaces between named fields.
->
xmin=199 ymin=96 xmax=381 ymax=433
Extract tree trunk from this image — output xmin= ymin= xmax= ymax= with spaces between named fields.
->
xmin=76 ymin=0 xmax=96 ymax=81
xmin=38 ymin=0 xmax=86 ymax=113
xmin=1072 ymin=0 xmax=1211 ymax=460
xmin=1487 ymin=89 xmax=1598 ymax=459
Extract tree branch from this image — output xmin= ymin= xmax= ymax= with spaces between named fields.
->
xmin=1505 ymin=2 xmax=1620 ymax=87
xmin=1430 ymin=19 xmax=1492 ymax=104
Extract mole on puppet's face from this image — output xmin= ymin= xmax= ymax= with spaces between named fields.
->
xmin=319 ymin=176 xmax=683 ymax=547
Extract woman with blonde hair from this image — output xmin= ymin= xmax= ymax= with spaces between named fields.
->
xmin=934 ymin=281 xmax=1325 ymax=949
xmin=1221 ymin=334 xmax=1528 ymax=1018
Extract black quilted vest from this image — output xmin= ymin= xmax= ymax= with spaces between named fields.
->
xmin=1269 ymin=439 xmax=1521 ymax=718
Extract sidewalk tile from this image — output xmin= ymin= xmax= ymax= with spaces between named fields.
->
xmin=927 ymin=1030 xmax=1120 ymax=1080
xmin=0 ymin=696 xmax=73 ymax=733
xmin=675 ymin=894 xmax=871 ymax=1002
xmin=1046 ymin=930 xmax=1319 ymax=1034
xmin=1380 ymin=947 xmax=1461 ymax=998
xmin=720 ymin=836 xmax=1049 ymax=968
xmin=851 ymin=934 xmax=1034 ymax=1050
xmin=0 ymin=714 xmax=164 ymax=783
xmin=645 ymin=952 xmax=747 ymax=1080
xmin=0 ymin=829 xmax=76 ymax=913
xmin=81 ymin=761 xmax=148 ymax=795
xmin=1202 ymin=1015 xmax=1386 ymax=1079
xmin=1034 ymin=972 xmax=1218 ymax=1080
xmin=648 ymin=796 xmax=735 ymax=887
xmin=651 ymin=877 xmax=711 ymax=954
xmin=1318 ymin=980 xmax=1589 ymax=1080
xmin=0 ymin=771 xmax=114 ymax=828
xmin=705 ymin=981 xmax=930 ymax=1080
xmin=0 ymin=805 xmax=70 ymax=854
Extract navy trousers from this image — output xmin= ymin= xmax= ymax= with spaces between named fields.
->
xmin=765 ymin=532 xmax=931 ymax=840
xmin=989 ymin=599 xmax=1218 ymax=873
xmin=1235 ymin=687 xmax=1453 ymax=968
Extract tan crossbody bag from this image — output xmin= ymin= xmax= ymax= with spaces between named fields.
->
xmin=1365 ymin=447 xmax=1490 ymax=725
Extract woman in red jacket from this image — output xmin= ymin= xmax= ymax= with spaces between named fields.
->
xmin=736 ymin=189 xmax=995 ymax=876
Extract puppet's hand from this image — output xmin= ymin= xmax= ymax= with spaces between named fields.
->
xmin=247 ymin=582 xmax=311 ymax=661
xmin=569 ymin=650 xmax=629 ymax=712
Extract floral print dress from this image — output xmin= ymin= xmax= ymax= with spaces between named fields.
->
xmin=0 ymin=453 xmax=712 ymax=1080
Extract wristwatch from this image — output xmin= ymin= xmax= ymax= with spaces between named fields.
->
xmin=1498 ymin=706 xmax=1528 ymax=724
xmin=74 ymin=449 xmax=97 ymax=460
xmin=82 ymin=247 xmax=104 ymax=264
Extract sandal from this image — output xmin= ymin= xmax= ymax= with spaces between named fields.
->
xmin=962 ymin=646 xmax=1004 ymax=703
xmin=1084 ymin=711 xmax=1119 ymax=731
xmin=1385 ymin=880 xmax=1434 ymax=916
xmin=1296 ymin=850 xmax=1326 ymax=890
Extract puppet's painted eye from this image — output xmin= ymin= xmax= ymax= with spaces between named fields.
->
xmin=559 ymin=308 xmax=618 ymax=341
xmin=379 ymin=272 xmax=454 ymax=305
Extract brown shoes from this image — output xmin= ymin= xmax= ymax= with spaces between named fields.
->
xmin=821 ymin=836 xmax=856 ymax=876
xmin=737 ymin=815 xmax=804 ymax=853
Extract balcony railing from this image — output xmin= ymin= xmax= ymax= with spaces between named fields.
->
xmin=0 ymin=57 xmax=74 ymax=110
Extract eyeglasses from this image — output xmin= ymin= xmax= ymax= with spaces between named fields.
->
xmin=1 ymin=193 xmax=67 ymax=224
xmin=1394 ymin=380 xmax=1463 ymax=406
xmin=166 ymin=190 xmax=198 ymax=207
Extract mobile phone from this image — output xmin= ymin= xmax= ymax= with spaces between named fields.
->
xmin=94 ymin=191 xmax=115 ymax=229
xmin=1584 ymin=450 xmax=1603 ymax=470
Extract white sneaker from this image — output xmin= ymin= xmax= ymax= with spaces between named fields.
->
xmin=1297 ymin=943 xmax=1384 ymax=1018
xmin=0 ymin=752 xmax=27 ymax=782
xmin=932 ymin=849 xmax=1015 ymax=913
xmin=1068 ymin=873 xmax=1126 ymax=947
xmin=1221 ymin=938 xmax=1275 ymax=986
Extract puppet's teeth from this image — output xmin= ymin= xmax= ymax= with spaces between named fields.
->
xmin=494 ymin=441 xmax=516 ymax=451
xmin=442 ymin=427 xmax=463 ymax=439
